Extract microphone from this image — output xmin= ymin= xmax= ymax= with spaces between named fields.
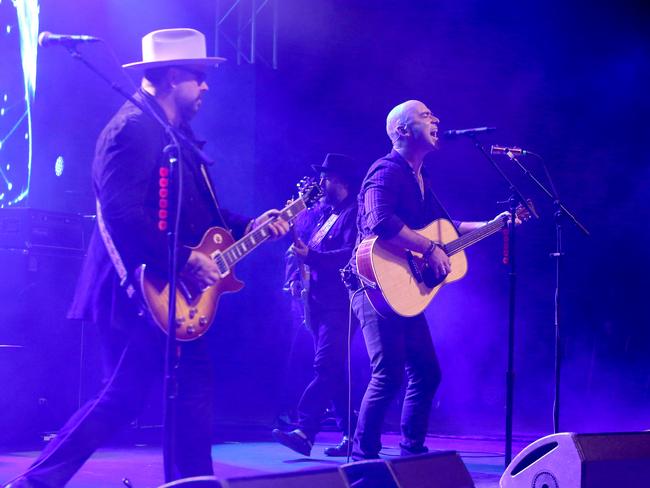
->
xmin=38 ymin=31 xmax=101 ymax=48
xmin=442 ymin=126 xmax=496 ymax=138
xmin=490 ymin=145 xmax=529 ymax=156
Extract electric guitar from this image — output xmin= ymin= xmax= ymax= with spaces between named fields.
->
xmin=136 ymin=177 xmax=322 ymax=341
xmin=290 ymin=225 xmax=312 ymax=330
xmin=356 ymin=204 xmax=532 ymax=318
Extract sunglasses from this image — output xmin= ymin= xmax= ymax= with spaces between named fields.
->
xmin=177 ymin=67 xmax=208 ymax=84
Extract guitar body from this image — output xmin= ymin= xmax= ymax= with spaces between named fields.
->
xmin=133 ymin=177 xmax=323 ymax=340
xmin=357 ymin=218 xmax=468 ymax=318
xmin=137 ymin=226 xmax=245 ymax=341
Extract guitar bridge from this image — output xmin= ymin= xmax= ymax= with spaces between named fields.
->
xmin=405 ymin=251 xmax=423 ymax=283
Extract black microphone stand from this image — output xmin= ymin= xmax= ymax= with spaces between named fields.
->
xmin=466 ymin=135 xmax=538 ymax=467
xmin=498 ymin=151 xmax=589 ymax=434
xmin=63 ymin=45 xmax=187 ymax=482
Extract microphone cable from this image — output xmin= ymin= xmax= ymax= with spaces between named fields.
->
xmin=346 ymin=285 xmax=372 ymax=463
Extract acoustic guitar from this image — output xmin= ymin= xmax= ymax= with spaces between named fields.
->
xmin=356 ymin=204 xmax=532 ymax=317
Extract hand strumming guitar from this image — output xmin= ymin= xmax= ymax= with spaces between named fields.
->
xmin=182 ymin=250 xmax=221 ymax=291
xmin=287 ymin=280 xmax=303 ymax=298
xmin=426 ymin=242 xmax=451 ymax=280
xmin=289 ymin=237 xmax=309 ymax=258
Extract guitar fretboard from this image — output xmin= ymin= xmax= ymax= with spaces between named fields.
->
xmin=221 ymin=198 xmax=307 ymax=267
xmin=443 ymin=216 xmax=507 ymax=256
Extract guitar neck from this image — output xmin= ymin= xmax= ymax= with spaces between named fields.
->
xmin=220 ymin=197 xmax=307 ymax=267
xmin=442 ymin=216 xmax=507 ymax=256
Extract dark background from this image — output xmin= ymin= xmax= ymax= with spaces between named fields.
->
xmin=2 ymin=0 xmax=649 ymax=442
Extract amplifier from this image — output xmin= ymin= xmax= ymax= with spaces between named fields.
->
xmin=500 ymin=431 xmax=650 ymax=488
xmin=0 ymin=208 xmax=90 ymax=253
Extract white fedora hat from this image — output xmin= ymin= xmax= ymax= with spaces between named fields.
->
xmin=122 ymin=28 xmax=226 ymax=70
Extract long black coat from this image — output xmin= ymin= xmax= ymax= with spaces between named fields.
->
xmin=68 ymin=89 xmax=250 ymax=326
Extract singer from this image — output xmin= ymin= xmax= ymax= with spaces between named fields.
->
xmin=345 ymin=100 xmax=511 ymax=460
xmin=4 ymin=28 xmax=289 ymax=488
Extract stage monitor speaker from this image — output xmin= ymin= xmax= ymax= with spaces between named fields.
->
xmin=500 ymin=431 xmax=650 ymax=488
xmin=158 ymin=476 xmax=221 ymax=487
xmin=342 ymin=458 xmax=399 ymax=487
xmin=342 ymin=452 xmax=474 ymax=488
xmin=221 ymin=467 xmax=350 ymax=487
xmin=388 ymin=451 xmax=475 ymax=488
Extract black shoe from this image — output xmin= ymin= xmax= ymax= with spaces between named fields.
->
xmin=3 ymin=477 xmax=44 ymax=488
xmin=351 ymin=450 xmax=381 ymax=461
xmin=324 ymin=436 xmax=351 ymax=457
xmin=399 ymin=442 xmax=429 ymax=456
xmin=272 ymin=428 xmax=313 ymax=456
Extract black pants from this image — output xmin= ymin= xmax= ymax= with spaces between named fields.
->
xmin=296 ymin=303 xmax=357 ymax=441
xmin=8 ymin=312 xmax=215 ymax=487
xmin=350 ymin=290 xmax=441 ymax=457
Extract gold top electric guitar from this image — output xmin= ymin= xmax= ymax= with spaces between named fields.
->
xmin=136 ymin=177 xmax=322 ymax=341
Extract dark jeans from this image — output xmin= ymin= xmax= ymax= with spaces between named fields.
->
xmin=7 ymin=312 xmax=215 ymax=488
xmin=350 ymin=290 xmax=441 ymax=457
xmin=297 ymin=303 xmax=357 ymax=441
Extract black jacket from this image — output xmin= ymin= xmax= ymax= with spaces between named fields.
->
xmin=69 ymin=89 xmax=250 ymax=324
xmin=286 ymin=196 xmax=358 ymax=310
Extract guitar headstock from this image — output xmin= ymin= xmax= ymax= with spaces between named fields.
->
xmin=515 ymin=198 xmax=537 ymax=223
xmin=296 ymin=176 xmax=323 ymax=208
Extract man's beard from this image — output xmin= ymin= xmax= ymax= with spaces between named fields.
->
xmin=180 ymin=99 xmax=201 ymax=121
xmin=323 ymin=189 xmax=340 ymax=206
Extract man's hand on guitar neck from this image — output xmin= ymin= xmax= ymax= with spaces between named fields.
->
xmin=249 ymin=209 xmax=291 ymax=240
xmin=491 ymin=210 xmax=522 ymax=226
xmin=182 ymin=250 xmax=221 ymax=291
xmin=456 ymin=211 xmax=522 ymax=234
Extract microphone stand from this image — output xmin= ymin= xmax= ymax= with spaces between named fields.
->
xmin=466 ymin=135 xmax=537 ymax=467
xmin=63 ymin=46 xmax=187 ymax=482
xmin=499 ymin=151 xmax=589 ymax=434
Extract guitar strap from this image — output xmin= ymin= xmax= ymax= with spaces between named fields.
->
xmin=199 ymin=163 xmax=240 ymax=234
xmin=95 ymin=199 xmax=137 ymax=300
xmin=427 ymin=186 xmax=460 ymax=234
xmin=308 ymin=212 xmax=340 ymax=247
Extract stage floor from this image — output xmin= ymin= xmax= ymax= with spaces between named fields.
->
xmin=0 ymin=432 xmax=531 ymax=487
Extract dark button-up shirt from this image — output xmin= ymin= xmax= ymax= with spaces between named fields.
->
xmin=287 ymin=196 xmax=358 ymax=309
xmin=350 ymin=149 xmax=450 ymax=274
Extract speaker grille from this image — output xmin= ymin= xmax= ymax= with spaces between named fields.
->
xmin=532 ymin=471 xmax=559 ymax=488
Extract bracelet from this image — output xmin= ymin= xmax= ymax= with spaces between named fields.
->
xmin=422 ymin=240 xmax=437 ymax=260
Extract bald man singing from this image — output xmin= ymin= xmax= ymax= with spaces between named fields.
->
xmin=346 ymin=100 xmax=507 ymax=460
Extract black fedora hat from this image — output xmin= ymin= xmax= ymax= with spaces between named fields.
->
xmin=311 ymin=153 xmax=363 ymax=188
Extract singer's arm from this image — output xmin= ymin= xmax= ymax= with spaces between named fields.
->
xmin=457 ymin=211 xmax=520 ymax=234
xmin=457 ymin=221 xmax=487 ymax=233
xmin=362 ymin=160 xmax=450 ymax=277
